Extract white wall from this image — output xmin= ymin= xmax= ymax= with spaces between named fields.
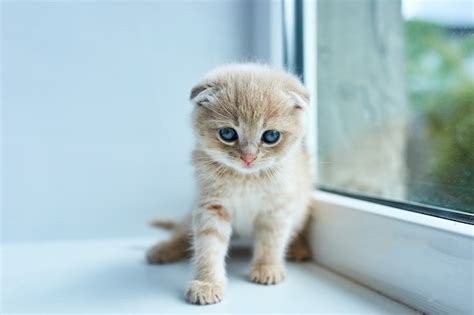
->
xmin=1 ymin=0 xmax=274 ymax=242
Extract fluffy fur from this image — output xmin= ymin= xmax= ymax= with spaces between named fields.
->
xmin=146 ymin=64 xmax=314 ymax=305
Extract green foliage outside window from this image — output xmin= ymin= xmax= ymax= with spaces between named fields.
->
xmin=405 ymin=20 xmax=474 ymax=212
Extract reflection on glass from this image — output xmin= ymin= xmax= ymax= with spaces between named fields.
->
xmin=404 ymin=1 xmax=474 ymax=213
xmin=317 ymin=0 xmax=473 ymax=215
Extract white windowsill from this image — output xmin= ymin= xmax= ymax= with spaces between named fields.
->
xmin=311 ymin=190 xmax=473 ymax=315
xmin=1 ymin=235 xmax=418 ymax=314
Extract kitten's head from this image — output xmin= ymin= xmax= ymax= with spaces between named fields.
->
xmin=190 ymin=64 xmax=310 ymax=174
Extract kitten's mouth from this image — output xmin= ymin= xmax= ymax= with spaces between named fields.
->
xmin=233 ymin=159 xmax=274 ymax=174
xmin=241 ymin=160 xmax=256 ymax=168
xmin=232 ymin=159 xmax=261 ymax=174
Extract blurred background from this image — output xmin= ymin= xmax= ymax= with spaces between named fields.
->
xmin=2 ymin=0 xmax=472 ymax=243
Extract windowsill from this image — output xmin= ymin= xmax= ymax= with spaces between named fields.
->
xmin=310 ymin=190 xmax=473 ymax=314
xmin=1 ymin=235 xmax=418 ymax=314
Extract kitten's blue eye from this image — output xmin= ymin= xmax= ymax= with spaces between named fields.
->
xmin=218 ymin=127 xmax=238 ymax=142
xmin=262 ymin=130 xmax=280 ymax=144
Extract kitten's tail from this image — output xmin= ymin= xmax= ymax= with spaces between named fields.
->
xmin=148 ymin=218 xmax=177 ymax=231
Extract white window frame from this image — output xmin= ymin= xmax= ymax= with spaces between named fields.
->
xmin=297 ymin=1 xmax=474 ymax=314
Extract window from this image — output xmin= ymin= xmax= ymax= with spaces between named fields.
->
xmin=282 ymin=1 xmax=474 ymax=313
xmin=315 ymin=0 xmax=473 ymax=223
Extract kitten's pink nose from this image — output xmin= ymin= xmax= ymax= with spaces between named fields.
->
xmin=240 ymin=153 xmax=257 ymax=166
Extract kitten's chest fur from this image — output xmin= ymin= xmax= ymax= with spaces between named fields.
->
xmin=202 ymin=168 xmax=293 ymax=239
xmin=225 ymin=181 xmax=274 ymax=238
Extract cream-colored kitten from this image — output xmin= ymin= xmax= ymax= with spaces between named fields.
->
xmin=147 ymin=64 xmax=314 ymax=305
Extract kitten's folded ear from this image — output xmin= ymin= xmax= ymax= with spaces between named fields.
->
xmin=287 ymin=83 xmax=310 ymax=110
xmin=190 ymin=81 xmax=220 ymax=107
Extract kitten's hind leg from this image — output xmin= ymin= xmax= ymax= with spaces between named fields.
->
xmin=146 ymin=233 xmax=191 ymax=264
xmin=146 ymin=215 xmax=192 ymax=264
xmin=287 ymin=211 xmax=313 ymax=262
xmin=286 ymin=232 xmax=311 ymax=262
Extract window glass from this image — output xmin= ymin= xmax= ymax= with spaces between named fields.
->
xmin=316 ymin=0 xmax=474 ymax=217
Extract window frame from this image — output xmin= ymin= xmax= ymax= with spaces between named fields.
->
xmin=280 ymin=0 xmax=474 ymax=313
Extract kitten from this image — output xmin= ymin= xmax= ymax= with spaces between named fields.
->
xmin=147 ymin=64 xmax=314 ymax=305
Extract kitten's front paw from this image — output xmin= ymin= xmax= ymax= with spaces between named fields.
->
xmin=185 ymin=280 xmax=224 ymax=305
xmin=250 ymin=264 xmax=285 ymax=285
